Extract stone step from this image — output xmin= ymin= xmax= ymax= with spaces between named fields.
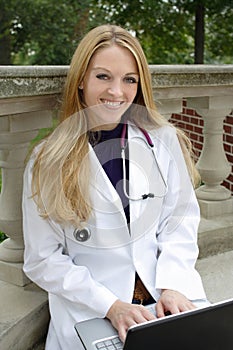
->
xmin=0 ymin=282 xmax=49 ymax=350
xmin=196 ymin=250 xmax=233 ymax=303
xmin=198 ymin=213 xmax=233 ymax=259
xmin=33 ymin=341 xmax=46 ymax=350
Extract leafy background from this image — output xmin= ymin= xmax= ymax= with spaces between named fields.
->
xmin=0 ymin=0 xmax=232 ymax=65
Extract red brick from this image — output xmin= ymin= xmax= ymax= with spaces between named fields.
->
xmin=194 ymin=126 xmax=203 ymax=134
xmin=225 ymin=134 xmax=233 ymax=144
xmin=224 ymin=125 xmax=232 ymax=134
xmin=191 ymin=117 xmax=199 ymax=125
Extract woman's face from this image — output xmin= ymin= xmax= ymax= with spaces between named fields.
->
xmin=80 ymin=44 xmax=139 ymax=130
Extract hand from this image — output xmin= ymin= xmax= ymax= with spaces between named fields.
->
xmin=106 ymin=299 xmax=156 ymax=342
xmin=156 ymin=289 xmax=196 ymax=318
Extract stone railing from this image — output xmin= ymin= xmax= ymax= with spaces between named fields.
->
xmin=0 ymin=65 xmax=233 ymax=349
xmin=151 ymin=65 xmax=233 ymax=215
xmin=0 ymin=65 xmax=233 ymax=285
xmin=0 ymin=66 xmax=68 ymax=286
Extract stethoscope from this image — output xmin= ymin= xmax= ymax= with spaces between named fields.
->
xmin=121 ymin=122 xmax=168 ymax=201
xmin=74 ymin=122 xmax=168 ymax=242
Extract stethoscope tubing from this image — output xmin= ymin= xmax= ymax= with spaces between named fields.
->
xmin=121 ymin=124 xmax=168 ymax=200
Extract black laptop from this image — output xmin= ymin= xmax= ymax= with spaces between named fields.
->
xmin=75 ymin=298 xmax=233 ymax=350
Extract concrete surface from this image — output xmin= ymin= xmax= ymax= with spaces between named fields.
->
xmin=0 ymin=282 xmax=49 ymax=350
xmin=196 ymin=250 xmax=233 ymax=303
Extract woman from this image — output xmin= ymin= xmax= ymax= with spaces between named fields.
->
xmin=23 ymin=24 xmax=207 ymax=349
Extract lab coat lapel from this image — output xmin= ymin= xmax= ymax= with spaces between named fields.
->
xmin=85 ymin=144 xmax=130 ymax=248
xmin=88 ymin=144 xmax=125 ymax=215
xmin=128 ymin=125 xmax=163 ymax=240
xmin=127 ymin=125 xmax=154 ymax=213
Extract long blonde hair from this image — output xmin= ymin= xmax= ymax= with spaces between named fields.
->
xmin=31 ymin=24 xmax=200 ymax=227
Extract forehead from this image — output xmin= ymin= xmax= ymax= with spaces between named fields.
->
xmin=88 ymin=44 xmax=139 ymax=73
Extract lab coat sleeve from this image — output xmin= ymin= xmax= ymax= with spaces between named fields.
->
xmin=22 ymin=157 xmax=118 ymax=318
xmin=155 ymin=127 xmax=206 ymax=300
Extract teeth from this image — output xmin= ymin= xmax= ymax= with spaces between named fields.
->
xmin=103 ymin=100 xmax=122 ymax=107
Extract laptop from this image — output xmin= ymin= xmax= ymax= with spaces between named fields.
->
xmin=75 ymin=298 xmax=233 ymax=350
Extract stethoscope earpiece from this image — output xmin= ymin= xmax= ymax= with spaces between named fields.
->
xmin=73 ymin=228 xmax=91 ymax=242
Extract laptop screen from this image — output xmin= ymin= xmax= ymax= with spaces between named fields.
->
xmin=124 ymin=299 xmax=233 ymax=350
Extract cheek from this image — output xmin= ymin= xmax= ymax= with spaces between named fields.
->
xmin=128 ymin=85 xmax=138 ymax=101
xmin=83 ymin=84 xmax=100 ymax=106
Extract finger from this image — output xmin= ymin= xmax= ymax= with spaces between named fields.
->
xmin=118 ymin=324 xmax=128 ymax=343
xmin=132 ymin=305 xmax=156 ymax=322
xmin=179 ymin=300 xmax=196 ymax=312
xmin=156 ymin=300 xmax=180 ymax=317
xmin=155 ymin=301 xmax=166 ymax=318
xmin=187 ymin=301 xmax=197 ymax=310
xmin=167 ymin=304 xmax=180 ymax=315
xmin=140 ymin=307 xmax=157 ymax=321
xmin=167 ymin=300 xmax=195 ymax=314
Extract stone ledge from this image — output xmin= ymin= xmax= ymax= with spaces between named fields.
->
xmin=1 ymin=65 xmax=233 ymax=99
xmin=0 ymin=261 xmax=30 ymax=286
xmin=196 ymin=250 xmax=233 ymax=303
xmin=0 ymin=281 xmax=49 ymax=350
xmin=198 ymin=213 xmax=233 ymax=258
xmin=0 ymin=66 xmax=68 ymax=99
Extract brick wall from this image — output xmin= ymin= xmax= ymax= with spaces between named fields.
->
xmin=224 ymin=114 xmax=233 ymax=194
xmin=170 ymin=100 xmax=233 ymax=195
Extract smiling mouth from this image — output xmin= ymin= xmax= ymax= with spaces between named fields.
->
xmin=101 ymin=99 xmax=124 ymax=108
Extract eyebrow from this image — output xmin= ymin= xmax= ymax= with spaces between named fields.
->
xmin=92 ymin=67 xmax=139 ymax=76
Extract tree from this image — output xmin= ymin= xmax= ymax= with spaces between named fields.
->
xmin=190 ymin=0 xmax=233 ymax=63
xmin=91 ymin=0 xmax=195 ymax=63
xmin=0 ymin=0 xmax=16 ymax=64
xmin=0 ymin=0 xmax=92 ymax=65
xmin=0 ymin=0 xmax=232 ymax=65
xmin=205 ymin=0 xmax=233 ymax=63
xmin=92 ymin=0 xmax=233 ymax=64
xmin=194 ymin=1 xmax=205 ymax=63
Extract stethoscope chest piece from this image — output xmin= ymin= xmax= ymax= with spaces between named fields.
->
xmin=73 ymin=228 xmax=91 ymax=242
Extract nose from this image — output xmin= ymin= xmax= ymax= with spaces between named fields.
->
xmin=108 ymin=79 xmax=123 ymax=97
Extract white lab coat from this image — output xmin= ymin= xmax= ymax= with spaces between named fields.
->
xmin=22 ymin=124 xmax=207 ymax=349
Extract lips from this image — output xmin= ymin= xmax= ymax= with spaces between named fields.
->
xmin=100 ymin=99 xmax=124 ymax=108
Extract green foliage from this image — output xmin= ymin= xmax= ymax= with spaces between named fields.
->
xmin=91 ymin=0 xmax=195 ymax=63
xmin=0 ymin=232 xmax=7 ymax=243
xmin=92 ymin=0 xmax=233 ymax=64
xmin=0 ymin=1 xmax=233 ymax=64
xmin=1 ymin=0 xmax=93 ymax=65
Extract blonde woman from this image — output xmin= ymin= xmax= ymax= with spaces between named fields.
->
xmin=23 ymin=24 xmax=208 ymax=349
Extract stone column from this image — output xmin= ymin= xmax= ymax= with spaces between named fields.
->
xmin=0 ymin=96 xmax=56 ymax=285
xmin=187 ymin=96 xmax=233 ymax=218
xmin=0 ymin=66 xmax=67 ymax=287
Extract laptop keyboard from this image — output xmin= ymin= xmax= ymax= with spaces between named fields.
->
xmin=93 ymin=304 xmax=156 ymax=350
xmin=94 ymin=335 xmax=123 ymax=349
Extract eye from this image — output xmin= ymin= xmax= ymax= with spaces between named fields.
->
xmin=96 ymin=73 xmax=110 ymax=80
xmin=124 ymin=76 xmax=138 ymax=84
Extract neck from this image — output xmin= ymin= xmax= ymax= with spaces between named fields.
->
xmin=91 ymin=122 xmax=119 ymax=131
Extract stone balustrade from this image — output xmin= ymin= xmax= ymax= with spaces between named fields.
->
xmin=0 ymin=65 xmax=233 ymax=349
xmin=0 ymin=65 xmax=233 ymax=281
xmin=151 ymin=65 xmax=233 ymax=219
xmin=0 ymin=65 xmax=233 ymax=285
